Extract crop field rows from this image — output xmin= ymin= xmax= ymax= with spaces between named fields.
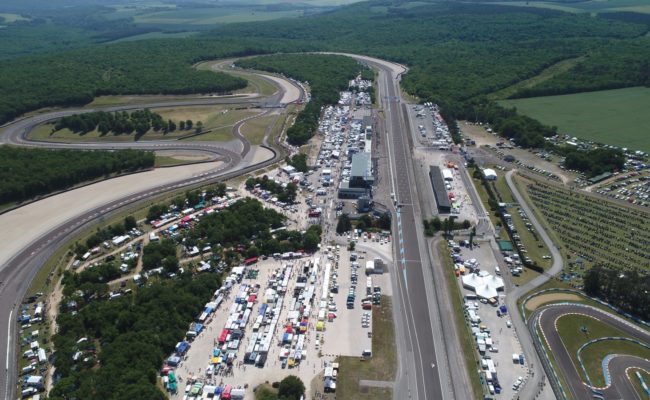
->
xmin=525 ymin=182 xmax=650 ymax=274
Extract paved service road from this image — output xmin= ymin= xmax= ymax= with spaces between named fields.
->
xmin=0 ymin=67 xmax=302 ymax=400
xmin=532 ymin=303 xmax=650 ymax=400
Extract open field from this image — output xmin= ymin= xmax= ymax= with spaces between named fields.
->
xmin=556 ymin=314 xmax=650 ymax=387
xmin=154 ymin=155 xmax=211 ymax=167
xmin=524 ymin=293 xmax=582 ymax=311
xmin=132 ymin=7 xmax=305 ymax=25
xmin=241 ymin=114 xmax=278 ymax=145
xmin=486 ymin=0 xmax=650 ymax=13
xmin=108 ymin=31 xmax=199 ymax=43
xmin=196 ymin=60 xmax=278 ymax=97
xmin=0 ymin=13 xmax=30 ymax=23
xmin=519 ymin=176 xmax=650 ymax=277
xmin=336 ymin=296 xmax=396 ymax=400
xmin=28 ymin=107 xmax=256 ymax=142
xmin=500 ymin=87 xmax=650 ymax=153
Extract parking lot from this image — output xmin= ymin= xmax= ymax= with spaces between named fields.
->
xmin=445 ymin=238 xmax=529 ymax=398
xmin=161 ymin=83 xmax=394 ymax=399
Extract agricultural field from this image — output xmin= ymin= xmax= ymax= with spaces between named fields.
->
xmin=486 ymin=0 xmax=650 ymax=14
xmin=520 ymin=178 xmax=650 ymax=281
xmin=131 ymin=6 xmax=305 ymax=26
xmin=0 ymin=13 xmax=30 ymax=23
xmin=500 ymin=87 xmax=650 ymax=153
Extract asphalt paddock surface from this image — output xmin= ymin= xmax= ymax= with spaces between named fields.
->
xmin=532 ymin=303 xmax=650 ymax=399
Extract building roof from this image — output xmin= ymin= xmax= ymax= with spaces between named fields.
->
xmin=483 ymin=168 xmax=497 ymax=178
xmin=351 ymin=152 xmax=371 ymax=179
xmin=429 ymin=166 xmax=451 ymax=211
xmin=498 ymin=240 xmax=513 ymax=252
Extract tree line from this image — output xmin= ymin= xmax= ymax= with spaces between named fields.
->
xmin=54 ymin=109 xmax=202 ymax=138
xmin=560 ymin=147 xmax=625 ymax=177
xmin=0 ymin=146 xmax=154 ymax=204
xmin=584 ymin=265 xmax=650 ymax=321
xmin=236 ymin=54 xmax=372 ymax=145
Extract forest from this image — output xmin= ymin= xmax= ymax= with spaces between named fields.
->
xmin=237 ymin=54 xmax=370 ymax=145
xmin=0 ymin=147 xmax=154 ymax=205
xmin=50 ymin=274 xmax=220 ymax=400
xmin=584 ymin=265 xmax=650 ymax=321
xmin=0 ymin=39 xmax=278 ymax=125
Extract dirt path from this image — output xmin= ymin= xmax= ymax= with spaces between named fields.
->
xmin=524 ymin=293 xmax=582 ymax=311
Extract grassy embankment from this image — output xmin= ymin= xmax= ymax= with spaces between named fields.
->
xmin=336 ymin=296 xmax=396 ymax=400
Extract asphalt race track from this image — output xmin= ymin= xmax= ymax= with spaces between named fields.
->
xmin=531 ymin=303 xmax=650 ymax=399
xmin=0 ymin=67 xmax=302 ymax=400
xmin=346 ymin=54 xmax=453 ymax=400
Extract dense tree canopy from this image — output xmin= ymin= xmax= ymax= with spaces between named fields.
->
xmin=584 ymin=265 xmax=650 ymax=321
xmin=560 ymin=147 xmax=626 ymax=177
xmin=51 ymin=275 xmax=220 ymax=400
xmin=0 ymin=147 xmax=154 ymax=204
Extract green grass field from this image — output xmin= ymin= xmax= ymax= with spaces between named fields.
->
xmin=556 ymin=314 xmax=650 ymax=387
xmin=133 ymin=7 xmax=304 ymax=25
xmin=29 ymin=107 xmax=255 ymax=143
xmin=501 ymin=87 xmax=650 ymax=153
xmin=486 ymin=0 xmax=650 ymax=14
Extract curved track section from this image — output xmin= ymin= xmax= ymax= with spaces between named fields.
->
xmin=0 ymin=65 xmax=303 ymax=400
xmin=531 ymin=303 xmax=650 ymax=399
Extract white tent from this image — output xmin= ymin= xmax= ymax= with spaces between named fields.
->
xmin=475 ymin=284 xmax=498 ymax=299
xmin=483 ymin=168 xmax=497 ymax=180
xmin=462 ymin=274 xmax=483 ymax=290
xmin=462 ymin=272 xmax=504 ymax=299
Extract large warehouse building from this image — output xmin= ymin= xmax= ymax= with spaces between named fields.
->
xmin=429 ymin=166 xmax=451 ymax=213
